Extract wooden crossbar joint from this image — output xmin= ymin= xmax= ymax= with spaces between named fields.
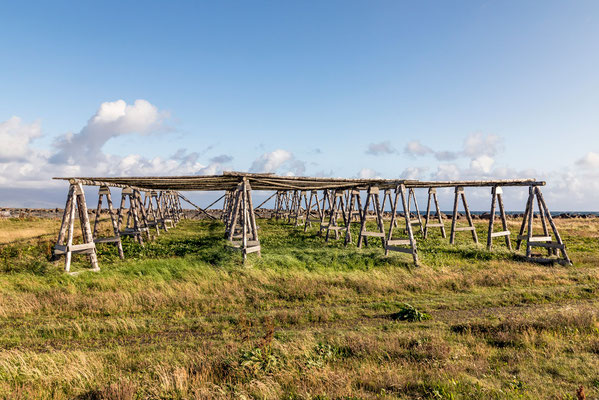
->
xmin=384 ymin=184 xmax=418 ymax=265
xmin=516 ymin=185 xmax=571 ymax=265
xmin=423 ymin=187 xmax=446 ymax=239
xmin=53 ymin=183 xmax=100 ymax=273
xmin=357 ymin=186 xmax=385 ymax=249
xmin=449 ymin=186 xmax=478 ymax=245
xmin=486 ymin=185 xmax=511 ymax=251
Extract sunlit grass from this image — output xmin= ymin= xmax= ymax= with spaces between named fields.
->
xmin=0 ymin=216 xmax=598 ymax=398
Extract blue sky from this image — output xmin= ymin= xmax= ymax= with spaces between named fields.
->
xmin=1 ymin=1 xmax=598 ymax=210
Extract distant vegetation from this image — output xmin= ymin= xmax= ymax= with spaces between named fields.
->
xmin=0 ymin=216 xmax=598 ymax=398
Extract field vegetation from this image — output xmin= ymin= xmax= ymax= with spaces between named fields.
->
xmin=0 ymin=215 xmax=598 ymax=399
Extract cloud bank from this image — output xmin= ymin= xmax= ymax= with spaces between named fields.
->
xmin=0 ymin=100 xmax=233 ymax=195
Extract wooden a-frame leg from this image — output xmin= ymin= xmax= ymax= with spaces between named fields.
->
xmin=449 ymin=187 xmax=460 ymax=244
xmin=357 ymin=192 xmax=371 ymax=249
xmin=64 ymin=190 xmax=77 ymax=272
xmin=105 ymin=188 xmax=124 ymax=259
xmin=246 ymin=181 xmax=261 ymax=257
xmin=55 ymin=184 xmax=75 ymax=256
xmin=409 ymin=188 xmax=424 ymax=234
xmin=374 ymin=191 xmax=386 ymax=248
xmin=536 ymin=192 xmax=552 ymax=256
xmin=227 ymin=183 xmax=243 ymax=241
xmin=516 ymin=189 xmax=533 ymax=251
xmin=93 ymin=191 xmax=103 ymax=238
xmin=75 ymin=183 xmax=99 ymax=271
xmin=536 ymin=187 xmax=571 ymax=264
xmin=461 ymin=190 xmax=478 ymax=243
xmin=525 ymin=186 xmax=535 ymax=258
xmin=487 ymin=186 xmax=498 ymax=250
xmin=433 ymin=191 xmax=446 ymax=238
xmin=423 ymin=188 xmax=433 ymax=239
xmin=487 ymin=186 xmax=512 ymax=251
xmin=497 ymin=191 xmax=512 ymax=251
xmin=384 ymin=184 xmax=418 ymax=265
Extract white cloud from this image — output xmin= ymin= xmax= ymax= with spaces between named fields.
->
xmin=404 ymin=133 xmax=501 ymax=161
xmin=404 ymin=140 xmax=433 ymax=157
xmin=576 ymin=152 xmax=599 ymax=169
xmin=357 ymin=168 xmax=380 ymax=179
xmin=432 ymin=164 xmax=461 ymax=180
xmin=50 ymin=99 xmax=168 ymax=165
xmin=250 ymin=149 xmax=293 ymax=173
xmin=463 ymin=132 xmax=502 ymax=157
xmin=249 ymin=149 xmax=306 ymax=176
xmin=400 ymin=167 xmax=428 ymax=180
xmin=470 ymin=155 xmax=495 ymax=173
xmin=0 ymin=116 xmax=42 ymax=162
xmin=0 ymin=101 xmax=231 ymax=189
xmin=366 ymin=141 xmax=396 ymax=155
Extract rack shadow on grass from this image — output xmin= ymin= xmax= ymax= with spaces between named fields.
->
xmin=417 ymin=239 xmax=521 ymax=264
xmin=96 ymin=220 xmax=234 ymax=266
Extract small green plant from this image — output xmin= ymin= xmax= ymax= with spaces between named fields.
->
xmin=306 ymin=343 xmax=337 ymax=368
xmin=239 ymin=346 xmax=279 ymax=374
xmin=391 ymin=303 xmax=431 ymax=322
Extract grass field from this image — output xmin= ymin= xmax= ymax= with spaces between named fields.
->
xmin=0 ymin=215 xmax=598 ymax=399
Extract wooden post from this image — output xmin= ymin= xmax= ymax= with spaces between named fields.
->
xmin=225 ymin=179 xmax=261 ymax=260
xmin=449 ymin=186 xmax=478 ymax=244
xmin=423 ymin=188 xmax=446 ymax=239
xmin=343 ymin=189 xmax=361 ymax=246
xmin=92 ymin=186 xmax=125 ymax=259
xmin=385 ymin=184 xmax=418 ymax=265
xmin=486 ymin=186 xmax=511 ymax=251
xmin=407 ymin=188 xmax=424 ymax=234
xmin=325 ymin=190 xmax=346 ymax=241
xmin=357 ymin=186 xmax=386 ymax=249
xmin=516 ymin=185 xmax=571 ymax=265
xmin=54 ymin=183 xmax=99 ymax=273
xmin=117 ymin=188 xmax=144 ymax=245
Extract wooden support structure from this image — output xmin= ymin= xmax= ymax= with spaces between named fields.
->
xmin=486 ymin=186 xmax=511 ymax=251
xmin=274 ymin=190 xmax=291 ymax=220
xmin=54 ymin=183 xmax=99 ymax=273
xmin=381 ymin=189 xmax=397 ymax=227
xmin=178 ymin=192 xmax=216 ymax=220
xmin=324 ymin=190 xmax=348 ymax=241
xmin=92 ymin=186 xmax=124 ymax=259
xmin=318 ymin=190 xmax=333 ymax=235
xmin=287 ymin=190 xmax=299 ymax=224
xmin=516 ymin=185 xmax=571 ymax=265
xmin=357 ymin=186 xmax=386 ymax=249
xmin=292 ymin=191 xmax=308 ymax=226
xmin=385 ymin=184 xmax=418 ymax=265
xmin=143 ymin=191 xmax=161 ymax=236
xmin=423 ymin=188 xmax=446 ymax=239
xmin=225 ymin=179 xmax=261 ymax=261
xmin=254 ymin=191 xmax=277 ymax=211
xmin=449 ymin=186 xmax=478 ymax=244
xmin=406 ymin=188 xmax=424 ymax=234
xmin=52 ymin=173 xmax=570 ymax=269
xmin=117 ymin=187 xmax=148 ymax=245
xmin=303 ymin=190 xmax=322 ymax=232
xmin=343 ymin=188 xmax=363 ymax=245
xmin=223 ymin=190 xmax=233 ymax=224
xmin=150 ymin=190 xmax=169 ymax=232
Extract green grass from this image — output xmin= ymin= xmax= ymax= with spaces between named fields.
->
xmin=0 ymin=217 xmax=598 ymax=399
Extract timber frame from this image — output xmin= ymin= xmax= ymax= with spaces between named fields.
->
xmin=52 ymin=173 xmax=571 ymax=272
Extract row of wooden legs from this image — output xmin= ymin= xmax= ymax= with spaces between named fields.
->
xmin=223 ymin=179 xmax=261 ymax=261
xmin=54 ymin=184 xmax=185 ymax=273
xmin=53 ymin=182 xmax=572 ymax=271
xmin=272 ymin=185 xmax=571 ymax=266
